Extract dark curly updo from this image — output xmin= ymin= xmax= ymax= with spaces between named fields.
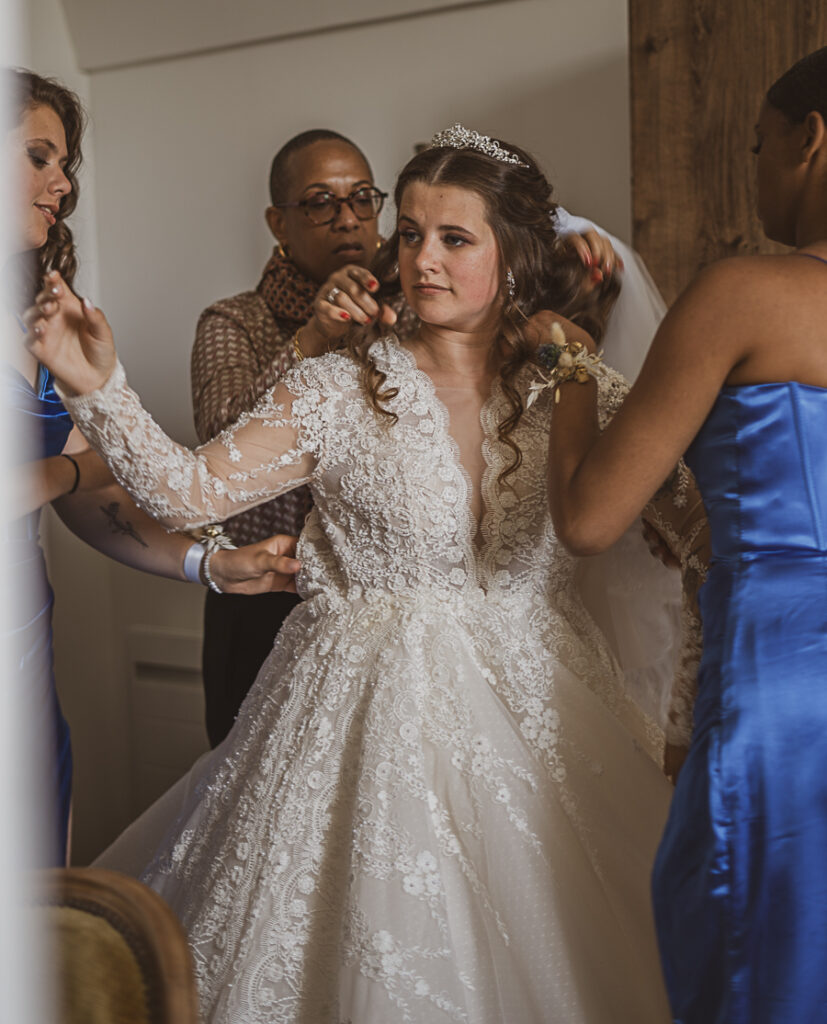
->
xmin=7 ymin=69 xmax=85 ymax=304
xmin=349 ymin=135 xmax=618 ymax=480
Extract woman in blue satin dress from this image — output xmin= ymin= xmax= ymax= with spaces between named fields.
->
xmin=5 ymin=355 xmax=76 ymax=865
xmin=545 ymin=47 xmax=827 ymax=1022
xmin=5 ymin=71 xmax=304 ymax=865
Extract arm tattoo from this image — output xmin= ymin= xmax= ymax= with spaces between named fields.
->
xmin=99 ymin=501 xmax=149 ymax=548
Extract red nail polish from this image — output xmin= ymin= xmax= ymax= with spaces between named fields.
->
xmin=368 ymin=279 xmax=378 ymax=289
xmin=582 ymin=252 xmax=592 ymax=268
xmin=339 ymin=311 xmax=351 ymax=320
xmin=590 ymin=268 xmax=603 ymax=283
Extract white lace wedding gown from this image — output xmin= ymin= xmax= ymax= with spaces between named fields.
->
xmin=70 ymin=337 xmax=674 ymax=1023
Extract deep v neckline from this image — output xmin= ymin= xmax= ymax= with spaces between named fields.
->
xmin=389 ymin=339 xmax=501 ymax=559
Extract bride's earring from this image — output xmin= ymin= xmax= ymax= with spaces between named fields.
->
xmin=505 ymin=268 xmax=528 ymax=321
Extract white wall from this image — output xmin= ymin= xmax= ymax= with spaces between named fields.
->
xmin=29 ymin=0 xmax=633 ymax=863
xmin=62 ymin=0 xmax=496 ymax=70
xmin=90 ymin=0 xmax=632 ymax=444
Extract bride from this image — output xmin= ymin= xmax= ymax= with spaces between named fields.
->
xmin=26 ymin=127 xmax=689 ymax=1023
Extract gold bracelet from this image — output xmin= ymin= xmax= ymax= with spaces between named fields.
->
xmin=292 ymin=327 xmax=306 ymax=362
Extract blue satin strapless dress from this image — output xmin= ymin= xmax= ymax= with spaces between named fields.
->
xmin=652 ymin=382 xmax=827 ymax=1022
xmin=3 ymin=363 xmax=74 ymax=865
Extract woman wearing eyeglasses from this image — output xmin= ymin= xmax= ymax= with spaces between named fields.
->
xmin=191 ymin=129 xmax=397 ymax=747
xmin=191 ymin=128 xmax=628 ymax=747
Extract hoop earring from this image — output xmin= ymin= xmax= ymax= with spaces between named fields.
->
xmin=276 ymin=241 xmax=291 ymax=259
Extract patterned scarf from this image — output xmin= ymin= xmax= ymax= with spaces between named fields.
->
xmin=256 ymin=250 xmax=318 ymax=326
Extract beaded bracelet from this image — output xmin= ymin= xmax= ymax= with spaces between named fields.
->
xmin=184 ymin=525 xmax=236 ymax=592
xmin=200 ymin=548 xmax=223 ymax=593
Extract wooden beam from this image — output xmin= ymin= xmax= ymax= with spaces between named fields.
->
xmin=629 ymin=2 xmax=826 ymax=304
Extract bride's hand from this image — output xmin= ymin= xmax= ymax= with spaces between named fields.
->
xmin=23 ymin=270 xmax=117 ymax=396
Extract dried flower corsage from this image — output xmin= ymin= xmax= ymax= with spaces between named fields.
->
xmin=186 ymin=523 xmax=237 ymax=552
xmin=527 ymin=321 xmax=607 ymax=406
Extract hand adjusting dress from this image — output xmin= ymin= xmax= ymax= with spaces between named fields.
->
xmin=652 ymin=381 xmax=827 ymax=1023
xmin=70 ymin=338 xmax=673 ymax=1023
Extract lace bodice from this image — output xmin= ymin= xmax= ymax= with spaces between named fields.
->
xmin=66 ymin=339 xmax=621 ymax=601
xmin=65 ymin=337 xmax=698 ymax=743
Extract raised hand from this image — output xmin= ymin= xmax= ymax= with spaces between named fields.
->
xmin=563 ymin=228 xmax=625 ymax=290
xmin=210 ymin=534 xmax=301 ymax=595
xmin=300 ymin=264 xmax=397 ymax=356
xmin=24 ymin=270 xmax=117 ymax=396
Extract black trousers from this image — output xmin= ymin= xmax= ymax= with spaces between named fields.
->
xmin=201 ymin=588 xmax=302 ymax=748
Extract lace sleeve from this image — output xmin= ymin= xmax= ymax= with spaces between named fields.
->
xmin=642 ymin=467 xmax=709 ymax=747
xmin=594 ymin=364 xmax=631 ymax=429
xmin=61 ymin=359 xmax=334 ymax=530
xmin=595 ymin=366 xmax=708 ymax=747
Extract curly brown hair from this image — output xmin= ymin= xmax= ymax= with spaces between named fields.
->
xmin=347 ymin=138 xmax=619 ymax=481
xmin=7 ymin=69 xmax=85 ymax=305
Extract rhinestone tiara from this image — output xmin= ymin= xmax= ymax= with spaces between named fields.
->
xmin=428 ymin=124 xmax=529 ymax=168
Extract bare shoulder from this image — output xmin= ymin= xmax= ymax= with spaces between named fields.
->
xmin=654 ymin=254 xmax=827 ymax=390
xmin=681 ymin=254 xmax=825 ymax=315
xmin=655 ymin=254 xmax=826 ymax=367
xmin=677 ymin=256 xmax=781 ymax=309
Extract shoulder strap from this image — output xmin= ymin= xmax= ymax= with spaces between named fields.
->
xmin=796 ymin=252 xmax=827 ymax=267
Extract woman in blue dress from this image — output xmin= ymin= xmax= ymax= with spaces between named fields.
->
xmin=543 ymin=47 xmax=827 ymax=1022
xmin=5 ymin=70 xmax=304 ymax=866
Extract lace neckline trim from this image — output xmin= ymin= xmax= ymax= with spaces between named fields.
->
xmin=368 ymin=337 xmax=541 ymax=570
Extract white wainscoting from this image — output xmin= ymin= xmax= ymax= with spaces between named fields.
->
xmin=125 ymin=625 xmax=210 ymax=820
xmin=46 ymin=506 xmax=208 ymax=865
